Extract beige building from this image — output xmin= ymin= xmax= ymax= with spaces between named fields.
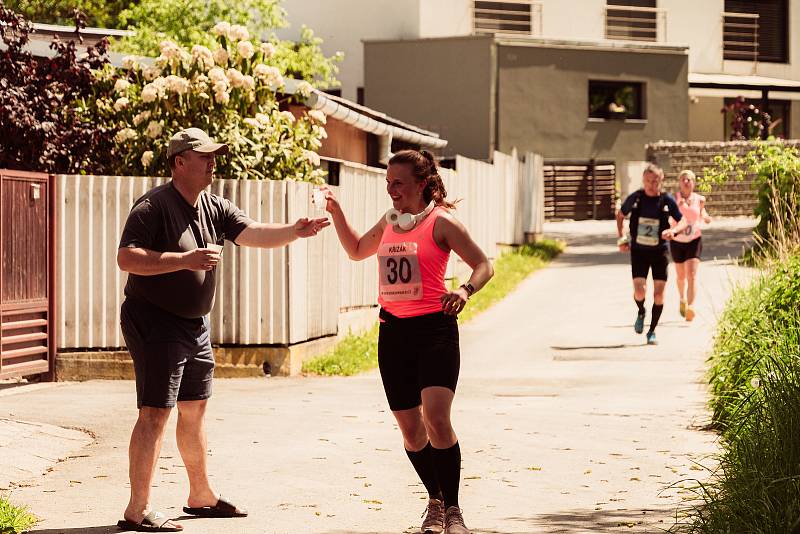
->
xmin=278 ymin=0 xmax=800 ymax=142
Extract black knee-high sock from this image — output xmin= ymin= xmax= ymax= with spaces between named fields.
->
xmin=635 ymin=298 xmax=646 ymax=316
xmin=431 ymin=442 xmax=461 ymax=509
xmin=405 ymin=443 xmax=442 ymax=499
xmin=649 ymin=304 xmax=664 ymax=333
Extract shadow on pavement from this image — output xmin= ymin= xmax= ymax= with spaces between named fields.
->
xmin=27 ymin=527 xmax=120 ymax=534
xmin=551 ymin=343 xmax=642 ymax=350
xmin=511 ymin=508 xmax=670 ymax=532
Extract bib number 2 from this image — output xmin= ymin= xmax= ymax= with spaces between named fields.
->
xmin=379 ymin=242 xmax=422 ymax=301
xmin=636 ymin=217 xmax=660 ymax=247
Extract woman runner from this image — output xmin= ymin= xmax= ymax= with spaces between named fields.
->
xmin=322 ymin=149 xmax=493 ymax=534
xmin=669 ymin=170 xmax=711 ymax=322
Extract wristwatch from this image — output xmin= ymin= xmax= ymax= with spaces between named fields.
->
xmin=460 ymin=283 xmax=475 ymax=297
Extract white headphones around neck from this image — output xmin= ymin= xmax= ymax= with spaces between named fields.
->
xmin=385 ymin=201 xmax=436 ymax=230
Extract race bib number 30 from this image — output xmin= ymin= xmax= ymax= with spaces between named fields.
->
xmin=636 ymin=217 xmax=660 ymax=247
xmin=378 ymin=242 xmax=422 ymax=302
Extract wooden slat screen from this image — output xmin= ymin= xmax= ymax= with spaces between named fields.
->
xmin=544 ymin=161 xmax=616 ymax=220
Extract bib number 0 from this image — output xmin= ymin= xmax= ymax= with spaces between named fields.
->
xmin=636 ymin=217 xmax=660 ymax=247
xmin=379 ymin=242 xmax=423 ymax=302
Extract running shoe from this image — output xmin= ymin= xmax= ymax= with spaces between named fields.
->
xmin=444 ymin=506 xmax=470 ymax=534
xmin=679 ymin=300 xmax=687 ymax=318
xmin=685 ymin=306 xmax=695 ymax=322
xmin=634 ymin=313 xmax=645 ymax=334
xmin=420 ymin=498 xmax=445 ymax=534
xmin=646 ymin=331 xmax=657 ymax=345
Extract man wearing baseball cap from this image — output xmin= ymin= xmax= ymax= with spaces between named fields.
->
xmin=116 ymin=127 xmax=329 ymax=532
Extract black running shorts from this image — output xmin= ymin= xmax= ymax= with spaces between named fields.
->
xmin=377 ymin=309 xmax=460 ymax=412
xmin=630 ymin=247 xmax=669 ymax=281
xmin=670 ymin=237 xmax=703 ymax=263
xmin=120 ymin=297 xmax=215 ymax=409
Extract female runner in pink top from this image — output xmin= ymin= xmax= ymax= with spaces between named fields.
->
xmin=322 ymin=150 xmax=493 ymax=534
xmin=669 ymin=170 xmax=711 ymax=321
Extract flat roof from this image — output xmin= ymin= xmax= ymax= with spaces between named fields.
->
xmin=689 ymin=72 xmax=800 ymax=92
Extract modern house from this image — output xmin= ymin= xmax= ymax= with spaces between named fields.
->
xmin=278 ymin=0 xmax=800 ymax=199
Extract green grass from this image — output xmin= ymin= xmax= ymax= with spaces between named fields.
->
xmin=0 ymin=495 xmax=37 ymax=534
xmin=670 ymin=256 xmax=800 ymax=533
xmin=302 ymin=239 xmax=564 ymax=376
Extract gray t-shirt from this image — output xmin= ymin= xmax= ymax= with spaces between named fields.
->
xmin=119 ymin=181 xmax=252 ymax=318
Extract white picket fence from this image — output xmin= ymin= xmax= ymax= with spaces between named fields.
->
xmin=56 ymin=151 xmax=543 ymax=350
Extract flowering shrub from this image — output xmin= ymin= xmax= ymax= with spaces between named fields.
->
xmin=95 ymin=23 xmax=327 ymax=182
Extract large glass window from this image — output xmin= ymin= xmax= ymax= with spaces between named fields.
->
xmin=724 ymin=0 xmax=788 ymax=63
xmin=589 ymin=81 xmax=645 ymax=120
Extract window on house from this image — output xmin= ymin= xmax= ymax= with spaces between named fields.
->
xmin=606 ymin=0 xmax=658 ymax=42
xmin=473 ymin=1 xmax=533 ymax=36
xmin=589 ymin=81 xmax=645 ymax=120
xmin=723 ymin=98 xmax=791 ymax=139
xmin=724 ymin=0 xmax=788 ymax=63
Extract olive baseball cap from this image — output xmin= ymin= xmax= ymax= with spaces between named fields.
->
xmin=166 ymin=127 xmax=230 ymax=158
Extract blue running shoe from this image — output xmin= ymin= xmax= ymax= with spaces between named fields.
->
xmin=634 ymin=313 xmax=645 ymax=334
xmin=646 ymin=331 xmax=657 ymax=345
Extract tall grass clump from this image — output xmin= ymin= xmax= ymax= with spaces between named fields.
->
xmin=674 ymin=142 xmax=800 ymax=532
xmin=0 ymin=494 xmax=37 ymax=534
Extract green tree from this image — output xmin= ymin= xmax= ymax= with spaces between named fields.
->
xmin=4 ymin=0 xmax=132 ymax=27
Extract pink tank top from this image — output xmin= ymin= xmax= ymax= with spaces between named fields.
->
xmin=673 ymin=191 xmax=703 ymax=243
xmin=377 ymin=207 xmax=450 ymax=318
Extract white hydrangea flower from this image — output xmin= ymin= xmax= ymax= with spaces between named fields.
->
xmin=256 ymin=112 xmax=270 ymax=125
xmin=237 ymin=40 xmax=255 ymax=60
xmin=281 ymin=110 xmax=296 ymax=123
xmin=159 ymin=40 xmax=183 ymax=60
xmin=242 ymin=75 xmax=256 ymax=92
xmin=212 ymin=80 xmax=229 ymax=94
xmin=198 ymin=92 xmax=210 ymax=100
xmin=303 ymin=149 xmax=321 ymax=166
xmin=208 ymin=67 xmax=227 ymax=84
xmin=214 ymin=90 xmax=231 ymax=105
xmin=121 ymin=56 xmax=138 ymax=70
xmin=132 ymin=110 xmax=152 ymax=127
xmin=226 ymin=68 xmax=245 ymax=88
xmin=307 ymin=109 xmax=327 ymax=124
xmin=192 ymin=73 xmax=210 ymax=92
xmin=114 ymin=128 xmax=137 ymax=144
xmin=318 ymin=126 xmax=328 ymax=139
xmin=113 ymin=97 xmax=130 ymax=112
xmin=141 ymin=85 xmax=159 ymax=103
xmin=243 ymin=117 xmax=260 ymax=128
xmin=191 ymin=45 xmax=215 ymax=70
xmin=230 ymin=25 xmax=249 ymax=41
xmin=114 ymin=79 xmax=131 ymax=94
xmin=142 ymin=65 xmax=162 ymax=81
xmin=211 ymin=21 xmax=231 ymax=37
xmin=145 ymin=120 xmax=163 ymax=139
xmin=165 ymin=75 xmax=190 ymax=95
xmin=141 ymin=151 xmax=154 ymax=167
xmin=259 ymin=42 xmax=276 ymax=58
xmin=253 ymin=64 xmax=283 ymax=87
xmin=295 ymin=81 xmax=313 ymax=98
xmin=213 ymin=47 xmax=229 ymax=66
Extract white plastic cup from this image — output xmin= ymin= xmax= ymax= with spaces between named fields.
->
xmin=312 ymin=188 xmax=325 ymax=210
xmin=206 ymin=243 xmax=223 ymax=254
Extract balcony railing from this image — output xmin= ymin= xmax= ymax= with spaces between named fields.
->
xmin=604 ymin=5 xmax=667 ymax=43
xmin=473 ymin=0 xmax=543 ymax=37
xmin=722 ymin=11 xmax=759 ymax=63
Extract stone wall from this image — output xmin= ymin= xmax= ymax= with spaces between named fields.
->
xmin=646 ymin=140 xmax=800 ymax=217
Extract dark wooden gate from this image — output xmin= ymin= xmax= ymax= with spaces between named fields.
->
xmin=543 ymin=159 xmax=616 ymax=220
xmin=0 ymin=170 xmax=55 ymax=380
